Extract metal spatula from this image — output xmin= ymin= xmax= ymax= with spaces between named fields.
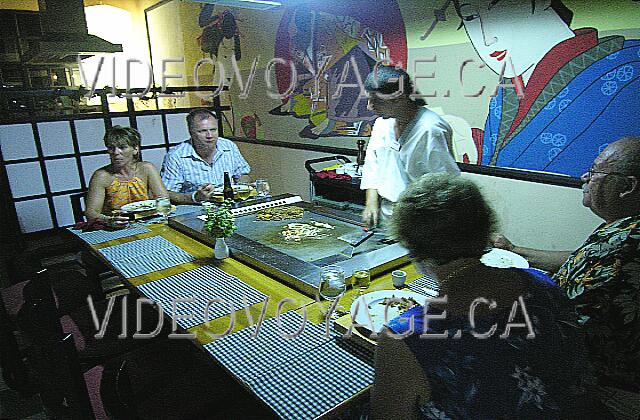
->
xmin=338 ymin=230 xmax=374 ymax=258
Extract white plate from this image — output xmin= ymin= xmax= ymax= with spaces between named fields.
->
xmin=120 ymin=199 xmax=156 ymax=213
xmin=350 ymin=290 xmax=426 ymax=334
xmin=481 ymin=248 xmax=529 ymax=269
xmin=212 ymin=185 xmax=251 ymax=194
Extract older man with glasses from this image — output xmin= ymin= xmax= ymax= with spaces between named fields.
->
xmin=494 ymin=137 xmax=640 ymax=419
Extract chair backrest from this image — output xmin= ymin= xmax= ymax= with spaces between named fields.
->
xmin=17 ymin=270 xmax=63 ymax=342
xmin=19 ymin=269 xmax=135 ymax=419
xmin=18 ymin=271 xmax=96 ymax=419
xmin=70 ymin=192 xmax=86 ymax=224
xmin=0 ymin=291 xmax=31 ymax=393
xmin=49 ymin=334 xmax=96 ymax=419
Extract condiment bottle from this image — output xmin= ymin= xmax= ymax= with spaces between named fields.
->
xmin=223 ymin=172 xmax=234 ymax=201
xmin=356 ymin=139 xmax=366 ymax=167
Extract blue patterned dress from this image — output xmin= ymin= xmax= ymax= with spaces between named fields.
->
xmin=387 ymin=269 xmax=603 ymax=419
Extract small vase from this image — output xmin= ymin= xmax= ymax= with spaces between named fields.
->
xmin=214 ymin=237 xmax=229 ymax=259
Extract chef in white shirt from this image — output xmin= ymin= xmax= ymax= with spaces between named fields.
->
xmin=360 ymin=65 xmax=460 ymax=228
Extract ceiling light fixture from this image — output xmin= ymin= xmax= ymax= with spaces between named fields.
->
xmin=188 ymin=0 xmax=282 ymax=10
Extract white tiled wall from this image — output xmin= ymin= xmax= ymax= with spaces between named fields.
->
xmin=137 ymin=115 xmax=165 ymax=146
xmin=76 ymin=119 xmax=106 ymax=153
xmin=6 ymin=162 xmax=46 ymax=198
xmin=53 ymin=194 xmax=77 ymax=227
xmin=38 ymin=121 xmax=74 ymax=156
xmin=111 ymin=117 xmax=130 ymax=127
xmin=0 ymin=124 xmax=37 ymax=160
xmin=165 ymin=112 xmax=190 ymax=143
xmin=46 ymin=158 xmax=81 ymax=192
xmin=15 ymin=198 xmax=52 ymax=233
xmin=81 ymin=153 xmax=109 ymax=185
xmin=141 ymin=148 xmax=167 ymax=173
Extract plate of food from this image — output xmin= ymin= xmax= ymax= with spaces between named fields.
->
xmin=120 ymin=199 xmax=156 ymax=213
xmin=350 ymin=290 xmax=426 ymax=334
xmin=480 ymin=248 xmax=529 ymax=269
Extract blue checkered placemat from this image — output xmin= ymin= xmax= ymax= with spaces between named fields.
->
xmin=245 ymin=337 xmax=374 ymax=420
xmin=204 ymin=311 xmax=336 ymax=383
xmin=174 ymin=204 xmax=202 ymax=216
xmin=98 ymin=236 xmax=194 ymax=278
xmin=68 ymin=225 xmax=151 ymax=245
xmin=407 ymin=275 xmax=440 ymax=297
xmin=137 ymin=265 xmax=268 ymax=329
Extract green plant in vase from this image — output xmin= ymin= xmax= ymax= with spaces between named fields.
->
xmin=204 ymin=199 xmax=237 ymax=259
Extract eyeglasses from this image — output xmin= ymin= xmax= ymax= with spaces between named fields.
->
xmin=586 ymin=168 xmax=629 ymax=179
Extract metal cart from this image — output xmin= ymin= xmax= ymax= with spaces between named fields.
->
xmin=304 ymin=156 xmax=366 ymax=212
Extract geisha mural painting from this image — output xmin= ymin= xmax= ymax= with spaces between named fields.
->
xmin=199 ymin=5 xmax=241 ymax=87
xmin=271 ymin=2 xmax=407 ymax=139
xmin=454 ymin=0 xmax=640 ymax=178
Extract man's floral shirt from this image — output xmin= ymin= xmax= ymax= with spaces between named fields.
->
xmin=554 ymin=215 xmax=640 ymax=391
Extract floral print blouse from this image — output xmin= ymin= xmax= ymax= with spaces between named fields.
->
xmin=103 ymin=176 xmax=149 ymax=214
xmin=387 ymin=271 xmax=598 ymax=419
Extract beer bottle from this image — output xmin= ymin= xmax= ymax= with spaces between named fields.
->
xmin=223 ymin=172 xmax=234 ymax=201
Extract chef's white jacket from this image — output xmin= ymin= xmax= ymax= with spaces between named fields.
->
xmin=360 ymin=107 xmax=460 ymax=217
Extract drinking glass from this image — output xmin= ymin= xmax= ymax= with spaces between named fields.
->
xmin=235 ymin=182 xmax=251 ymax=200
xmin=318 ymin=265 xmax=346 ymax=319
xmin=155 ymin=196 xmax=171 ymax=224
xmin=352 ymin=269 xmax=371 ymax=298
xmin=255 ymin=179 xmax=271 ymax=198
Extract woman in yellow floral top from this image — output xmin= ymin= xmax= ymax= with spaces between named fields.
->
xmin=85 ymin=126 xmax=168 ymax=227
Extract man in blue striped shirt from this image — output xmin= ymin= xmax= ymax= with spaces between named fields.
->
xmin=161 ymin=108 xmax=251 ymax=203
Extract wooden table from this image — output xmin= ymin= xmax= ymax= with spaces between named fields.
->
xmin=74 ymin=219 xmax=421 ymax=419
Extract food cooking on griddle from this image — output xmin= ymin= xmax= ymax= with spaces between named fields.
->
xmin=256 ymin=205 xmax=304 ymax=221
xmin=280 ymin=220 xmax=334 ymax=242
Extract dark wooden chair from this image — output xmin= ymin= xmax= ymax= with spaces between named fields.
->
xmin=34 ymin=331 xmax=274 ymax=420
xmin=70 ymin=192 xmax=86 ymax=224
xmin=17 ymin=268 xmax=167 ymax=366
xmin=24 ymin=287 xmax=273 ymax=420
xmin=0 ymin=267 xmax=102 ymax=395
xmin=0 ymin=285 xmax=32 ymax=394
xmin=69 ymin=190 xmax=131 ymax=297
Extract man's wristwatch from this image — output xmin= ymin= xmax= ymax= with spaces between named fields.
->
xmin=191 ymin=190 xmax=201 ymax=203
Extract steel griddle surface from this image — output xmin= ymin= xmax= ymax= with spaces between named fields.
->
xmin=234 ymin=211 xmax=386 ymax=263
xmin=169 ymin=196 xmax=408 ymax=296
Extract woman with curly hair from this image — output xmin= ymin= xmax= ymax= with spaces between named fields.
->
xmin=371 ymin=174 xmax=611 ymax=419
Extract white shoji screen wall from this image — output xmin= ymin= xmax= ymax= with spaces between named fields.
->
xmin=0 ymin=112 xmax=190 ymax=233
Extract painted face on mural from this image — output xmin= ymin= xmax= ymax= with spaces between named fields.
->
xmin=459 ymin=0 xmax=569 ymax=78
xmin=189 ymin=116 xmax=219 ymax=153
